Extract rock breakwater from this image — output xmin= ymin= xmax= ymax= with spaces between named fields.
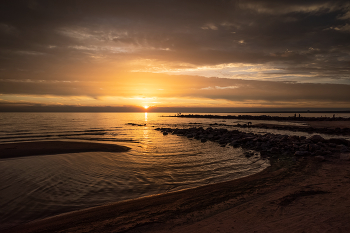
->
xmin=155 ymin=127 xmax=350 ymax=160
xmin=169 ymin=114 xmax=350 ymax=122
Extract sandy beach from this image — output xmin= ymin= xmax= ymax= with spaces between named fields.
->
xmin=0 ymin=141 xmax=130 ymax=159
xmin=3 ymin=121 xmax=350 ymax=233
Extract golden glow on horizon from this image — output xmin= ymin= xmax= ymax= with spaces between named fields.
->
xmin=144 ymin=105 xmax=149 ymax=109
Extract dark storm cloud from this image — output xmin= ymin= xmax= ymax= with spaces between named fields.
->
xmin=0 ymin=0 xmax=350 ymax=108
xmin=1 ymin=1 xmax=349 ymax=64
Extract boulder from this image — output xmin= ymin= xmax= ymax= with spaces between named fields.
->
xmin=269 ymin=147 xmax=280 ymax=153
xmin=294 ymin=151 xmax=311 ymax=157
xmin=336 ymin=145 xmax=349 ymax=152
xmin=314 ymin=155 xmax=325 ymax=162
xmin=313 ymin=150 xmax=325 ymax=156
xmin=308 ymin=144 xmax=319 ymax=152
xmin=339 ymin=153 xmax=350 ymax=161
xmin=309 ymin=135 xmax=325 ymax=143
xmin=260 ymin=150 xmax=269 ymax=157
xmin=288 ymin=135 xmax=299 ymax=141
xmin=328 ymin=138 xmax=349 ymax=145
xmin=299 ymin=144 xmax=309 ymax=151
xmin=244 ymin=151 xmax=254 ymax=157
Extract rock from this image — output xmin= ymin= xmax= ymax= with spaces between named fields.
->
xmin=324 ymin=150 xmax=332 ymax=156
xmin=269 ymin=147 xmax=280 ymax=153
xmin=260 ymin=150 xmax=269 ymax=157
xmin=308 ymin=144 xmax=318 ymax=152
xmin=230 ymin=140 xmax=239 ymax=147
xmin=294 ymin=151 xmax=311 ymax=157
xmin=317 ymin=142 xmax=326 ymax=148
xmin=163 ymin=132 xmax=168 ymax=135
xmin=309 ymin=135 xmax=325 ymax=143
xmin=201 ymin=138 xmax=207 ymax=143
xmin=314 ymin=155 xmax=325 ymax=161
xmin=328 ymin=138 xmax=349 ymax=145
xmin=231 ymin=130 xmax=240 ymax=134
xmin=219 ymin=140 xmax=227 ymax=145
xmin=313 ymin=150 xmax=325 ymax=156
xmin=244 ymin=151 xmax=254 ymax=157
xmin=339 ymin=153 xmax=350 ymax=160
xmin=336 ymin=144 xmax=349 ymax=152
xmin=299 ymin=144 xmax=309 ymax=151
xmin=288 ymin=135 xmax=299 ymax=141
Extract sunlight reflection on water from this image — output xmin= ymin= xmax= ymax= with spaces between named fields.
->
xmin=0 ymin=112 xmax=271 ymax=229
xmin=2 ymin=112 xmax=349 ymax=229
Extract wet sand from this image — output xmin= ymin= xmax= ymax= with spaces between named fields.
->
xmin=0 ymin=141 xmax=130 ymax=159
xmin=3 ymin=122 xmax=350 ymax=232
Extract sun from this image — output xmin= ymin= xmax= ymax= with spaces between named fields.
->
xmin=143 ymin=105 xmax=149 ymax=109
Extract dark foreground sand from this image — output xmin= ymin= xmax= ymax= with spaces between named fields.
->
xmin=3 ymin=123 xmax=350 ymax=233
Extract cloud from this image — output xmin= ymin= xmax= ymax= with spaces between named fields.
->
xmin=239 ymin=1 xmax=346 ymax=15
xmin=329 ymin=23 xmax=350 ymax=32
xmin=1 ymin=2 xmax=347 ymax=72
xmin=0 ymin=0 xmax=350 ymax=109
xmin=1 ymin=73 xmax=349 ymax=108
xmin=201 ymin=23 xmax=218 ymax=30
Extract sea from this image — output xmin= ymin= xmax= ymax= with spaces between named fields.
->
xmin=1 ymin=112 xmax=349 ymax=229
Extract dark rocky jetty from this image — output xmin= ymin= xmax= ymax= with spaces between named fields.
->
xmin=166 ymin=114 xmax=350 ymax=136
xmin=155 ymin=127 xmax=350 ymax=161
xmin=168 ymin=113 xmax=350 ymax=122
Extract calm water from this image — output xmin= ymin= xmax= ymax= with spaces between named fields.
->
xmin=1 ymin=112 xmax=349 ymax=229
xmin=0 ymin=112 xmax=271 ymax=229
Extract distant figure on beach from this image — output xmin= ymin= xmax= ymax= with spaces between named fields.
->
xmin=294 ymin=113 xmax=296 ymax=118
xmin=247 ymin=122 xmax=252 ymax=126
xmin=299 ymin=114 xmax=301 ymax=118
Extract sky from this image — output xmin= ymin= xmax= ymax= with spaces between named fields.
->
xmin=1 ymin=0 xmax=350 ymax=112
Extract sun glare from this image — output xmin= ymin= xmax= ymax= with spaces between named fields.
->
xmin=144 ymin=105 xmax=149 ymax=109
